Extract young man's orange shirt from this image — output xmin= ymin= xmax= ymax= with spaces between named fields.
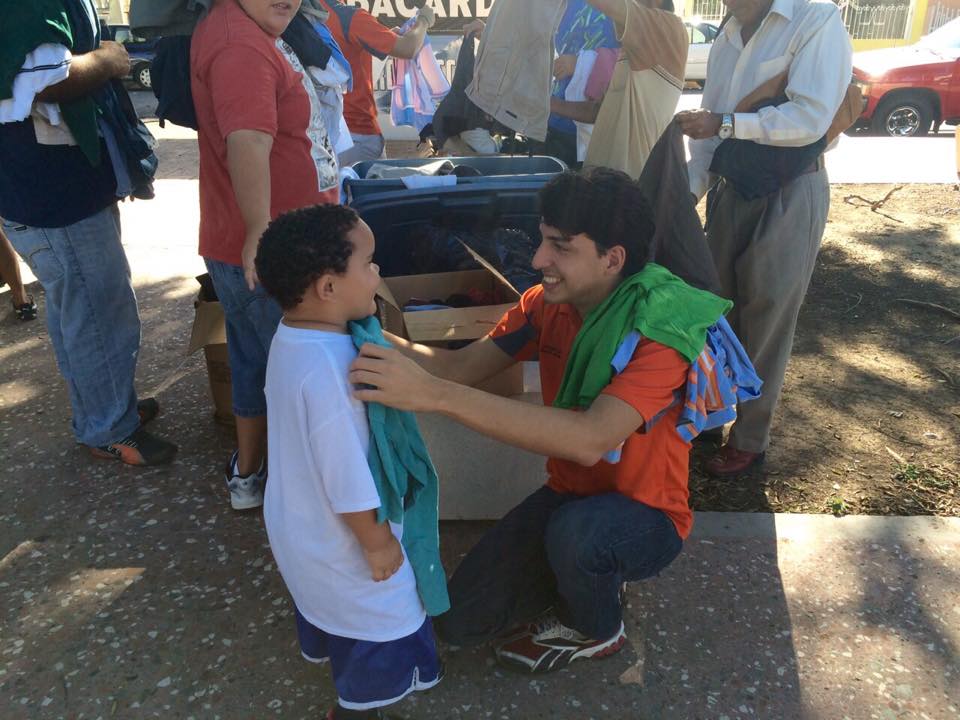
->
xmin=489 ymin=285 xmax=693 ymax=538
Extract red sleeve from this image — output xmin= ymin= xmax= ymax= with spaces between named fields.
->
xmin=601 ymin=339 xmax=688 ymax=429
xmin=347 ymin=11 xmax=398 ymax=58
xmin=208 ymin=45 xmax=283 ymax=139
xmin=487 ymin=285 xmax=544 ymax=362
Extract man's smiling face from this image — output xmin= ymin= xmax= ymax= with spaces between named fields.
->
xmin=533 ymin=223 xmax=624 ymax=316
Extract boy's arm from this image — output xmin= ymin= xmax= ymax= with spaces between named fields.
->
xmin=550 ymin=96 xmax=602 ymax=124
xmin=340 ymin=509 xmax=404 ymax=582
xmin=383 ymin=332 xmax=517 ymax=387
xmin=350 ymin=345 xmax=644 ymax=466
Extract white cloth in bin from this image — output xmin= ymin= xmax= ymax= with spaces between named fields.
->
xmin=401 ymin=175 xmax=457 ymax=190
xmin=365 ymin=159 xmax=454 ymax=179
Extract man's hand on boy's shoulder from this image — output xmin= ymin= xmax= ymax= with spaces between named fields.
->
xmin=364 ymin=535 xmax=404 ymax=582
xmin=350 ymin=343 xmax=444 ymax=412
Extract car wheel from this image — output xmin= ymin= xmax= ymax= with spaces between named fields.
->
xmin=871 ymin=95 xmax=933 ymax=137
xmin=135 ymin=64 xmax=152 ymax=90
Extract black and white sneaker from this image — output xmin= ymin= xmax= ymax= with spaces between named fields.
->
xmin=225 ymin=450 xmax=266 ymax=510
xmin=494 ymin=615 xmax=627 ymax=674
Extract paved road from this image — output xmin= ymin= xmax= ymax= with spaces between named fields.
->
xmin=674 ymin=90 xmax=959 ymax=184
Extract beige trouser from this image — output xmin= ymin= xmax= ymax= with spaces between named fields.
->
xmin=706 ymin=168 xmax=830 ymax=453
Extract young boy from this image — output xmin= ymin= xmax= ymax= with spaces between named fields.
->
xmin=255 ymin=204 xmax=441 ymax=720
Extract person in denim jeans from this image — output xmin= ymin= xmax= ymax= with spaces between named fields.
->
xmin=191 ymin=0 xmax=341 ymax=509
xmin=0 ymin=3 xmax=176 ymax=465
xmin=349 ymin=169 xmax=703 ymax=674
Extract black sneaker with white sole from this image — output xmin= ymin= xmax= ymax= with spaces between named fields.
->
xmin=494 ymin=615 xmax=627 ymax=673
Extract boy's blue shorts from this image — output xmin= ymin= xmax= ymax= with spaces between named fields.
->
xmin=295 ymin=607 xmax=442 ymax=710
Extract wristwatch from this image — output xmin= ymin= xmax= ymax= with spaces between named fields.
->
xmin=718 ymin=113 xmax=734 ymax=140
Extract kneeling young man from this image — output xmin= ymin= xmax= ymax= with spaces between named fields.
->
xmin=351 ymin=169 xmax=719 ymax=673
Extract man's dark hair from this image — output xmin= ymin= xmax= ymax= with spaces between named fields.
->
xmin=538 ymin=167 xmax=655 ymax=277
xmin=255 ymin=204 xmax=360 ymax=310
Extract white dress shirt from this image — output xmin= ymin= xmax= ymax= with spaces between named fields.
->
xmin=687 ymin=0 xmax=853 ymax=199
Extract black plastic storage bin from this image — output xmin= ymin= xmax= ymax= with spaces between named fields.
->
xmin=350 ymin=182 xmax=550 ymax=293
xmin=344 ymin=155 xmax=566 ymax=204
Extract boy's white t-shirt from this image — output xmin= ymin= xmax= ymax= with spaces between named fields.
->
xmin=263 ymin=322 xmax=425 ymax=642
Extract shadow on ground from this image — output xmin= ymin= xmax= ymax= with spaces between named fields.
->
xmin=690 ymin=216 xmax=960 ymax=517
xmin=0 ymin=276 xmax=806 ymax=719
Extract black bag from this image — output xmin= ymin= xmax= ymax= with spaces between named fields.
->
xmin=151 ymin=35 xmax=197 ymax=130
xmin=149 ymin=13 xmax=333 ymax=131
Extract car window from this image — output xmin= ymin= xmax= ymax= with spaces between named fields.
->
xmin=686 ymin=23 xmax=717 ymax=44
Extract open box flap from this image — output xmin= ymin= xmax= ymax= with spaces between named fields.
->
xmin=187 ymin=298 xmax=227 ymax=355
xmin=455 ymin=238 xmax=519 ymax=295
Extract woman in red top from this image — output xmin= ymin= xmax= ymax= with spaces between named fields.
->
xmin=191 ymin=0 xmax=340 ymax=511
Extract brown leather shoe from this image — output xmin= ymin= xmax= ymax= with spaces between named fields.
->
xmin=704 ymin=445 xmax=765 ymax=479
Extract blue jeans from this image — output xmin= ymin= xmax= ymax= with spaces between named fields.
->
xmin=434 ymin=486 xmax=683 ymax=644
xmin=203 ymin=258 xmax=281 ymax=417
xmin=2 ymin=205 xmax=141 ymax=446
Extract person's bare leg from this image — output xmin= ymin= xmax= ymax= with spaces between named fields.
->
xmin=0 ymin=227 xmax=30 ymax=306
xmin=235 ymin=415 xmax=267 ymax=475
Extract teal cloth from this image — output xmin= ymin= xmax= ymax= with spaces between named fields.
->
xmin=0 ymin=0 xmax=101 ymax=165
xmin=349 ymin=316 xmax=450 ymax=616
xmin=554 ymin=263 xmax=733 ymax=410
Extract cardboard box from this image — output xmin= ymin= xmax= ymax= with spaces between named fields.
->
xmin=187 ymin=280 xmax=235 ymax=426
xmin=376 ymin=243 xmax=524 ymax=396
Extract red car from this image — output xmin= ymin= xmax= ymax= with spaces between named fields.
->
xmin=852 ymin=17 xmax=960 ymax=136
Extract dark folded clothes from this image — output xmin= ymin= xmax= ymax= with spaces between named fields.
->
xmin=398 ymin=226 xmax=540 ymax=293
xmin=708 ymin=92 xmax=827 ymax=201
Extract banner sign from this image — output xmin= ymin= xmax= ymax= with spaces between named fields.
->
xmin=343 ymin=0 xmax=494 ymax=34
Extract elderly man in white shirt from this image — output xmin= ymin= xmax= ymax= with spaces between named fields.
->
xmin=676 ymin=0 xmax=852 ymax=479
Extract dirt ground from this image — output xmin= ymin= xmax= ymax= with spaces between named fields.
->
xmin=51 ymin=105 xmax=960 ymax=521
xmin=689 ymin=183 xmax=960 ymax=518
xmin=375 ymin=140 xmax=960 ymax=519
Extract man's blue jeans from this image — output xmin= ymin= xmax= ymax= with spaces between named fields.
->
xmin=2 ymin=205 xmax=141 ymax=446
xmin=434 ymin=486 xmax=683 ymax=645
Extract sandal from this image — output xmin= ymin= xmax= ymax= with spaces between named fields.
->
xmin=12 ymin=295 xmax=37 ymax=322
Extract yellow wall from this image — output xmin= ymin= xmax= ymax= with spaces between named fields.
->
xmin=850 ymin=0 xmax=929 ymax=50
xmin=852 ymin=38 xmax=908 ymax=51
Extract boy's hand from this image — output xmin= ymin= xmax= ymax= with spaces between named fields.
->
xmin=553 ymin=54 xmax=577 ymax=80
xmin=364 ymin=535 xmax=404 ymax=582
xmin=463 ymin=19 xmax=485 ymax=38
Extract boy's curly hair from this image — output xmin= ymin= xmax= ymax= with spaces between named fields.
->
xmin=538 ymin=167 xmax=655 ymax=277
xmin=255 ymin=204 xmax=359 ymax=310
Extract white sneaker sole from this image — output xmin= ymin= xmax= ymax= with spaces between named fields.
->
xmin=230 ymin=492 xmax=264 ymax=511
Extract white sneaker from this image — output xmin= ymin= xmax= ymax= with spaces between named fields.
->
xmin=224 ymin=450 xmax=266 ymax=510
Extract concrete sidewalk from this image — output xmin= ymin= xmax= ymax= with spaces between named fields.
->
xmin=1 ymin=422 xmax=957 ymax=720
xmin=1 ymin=272 xmax=958 ymax=719
xmin=1 ymin=104 xmax=957 ymax=719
